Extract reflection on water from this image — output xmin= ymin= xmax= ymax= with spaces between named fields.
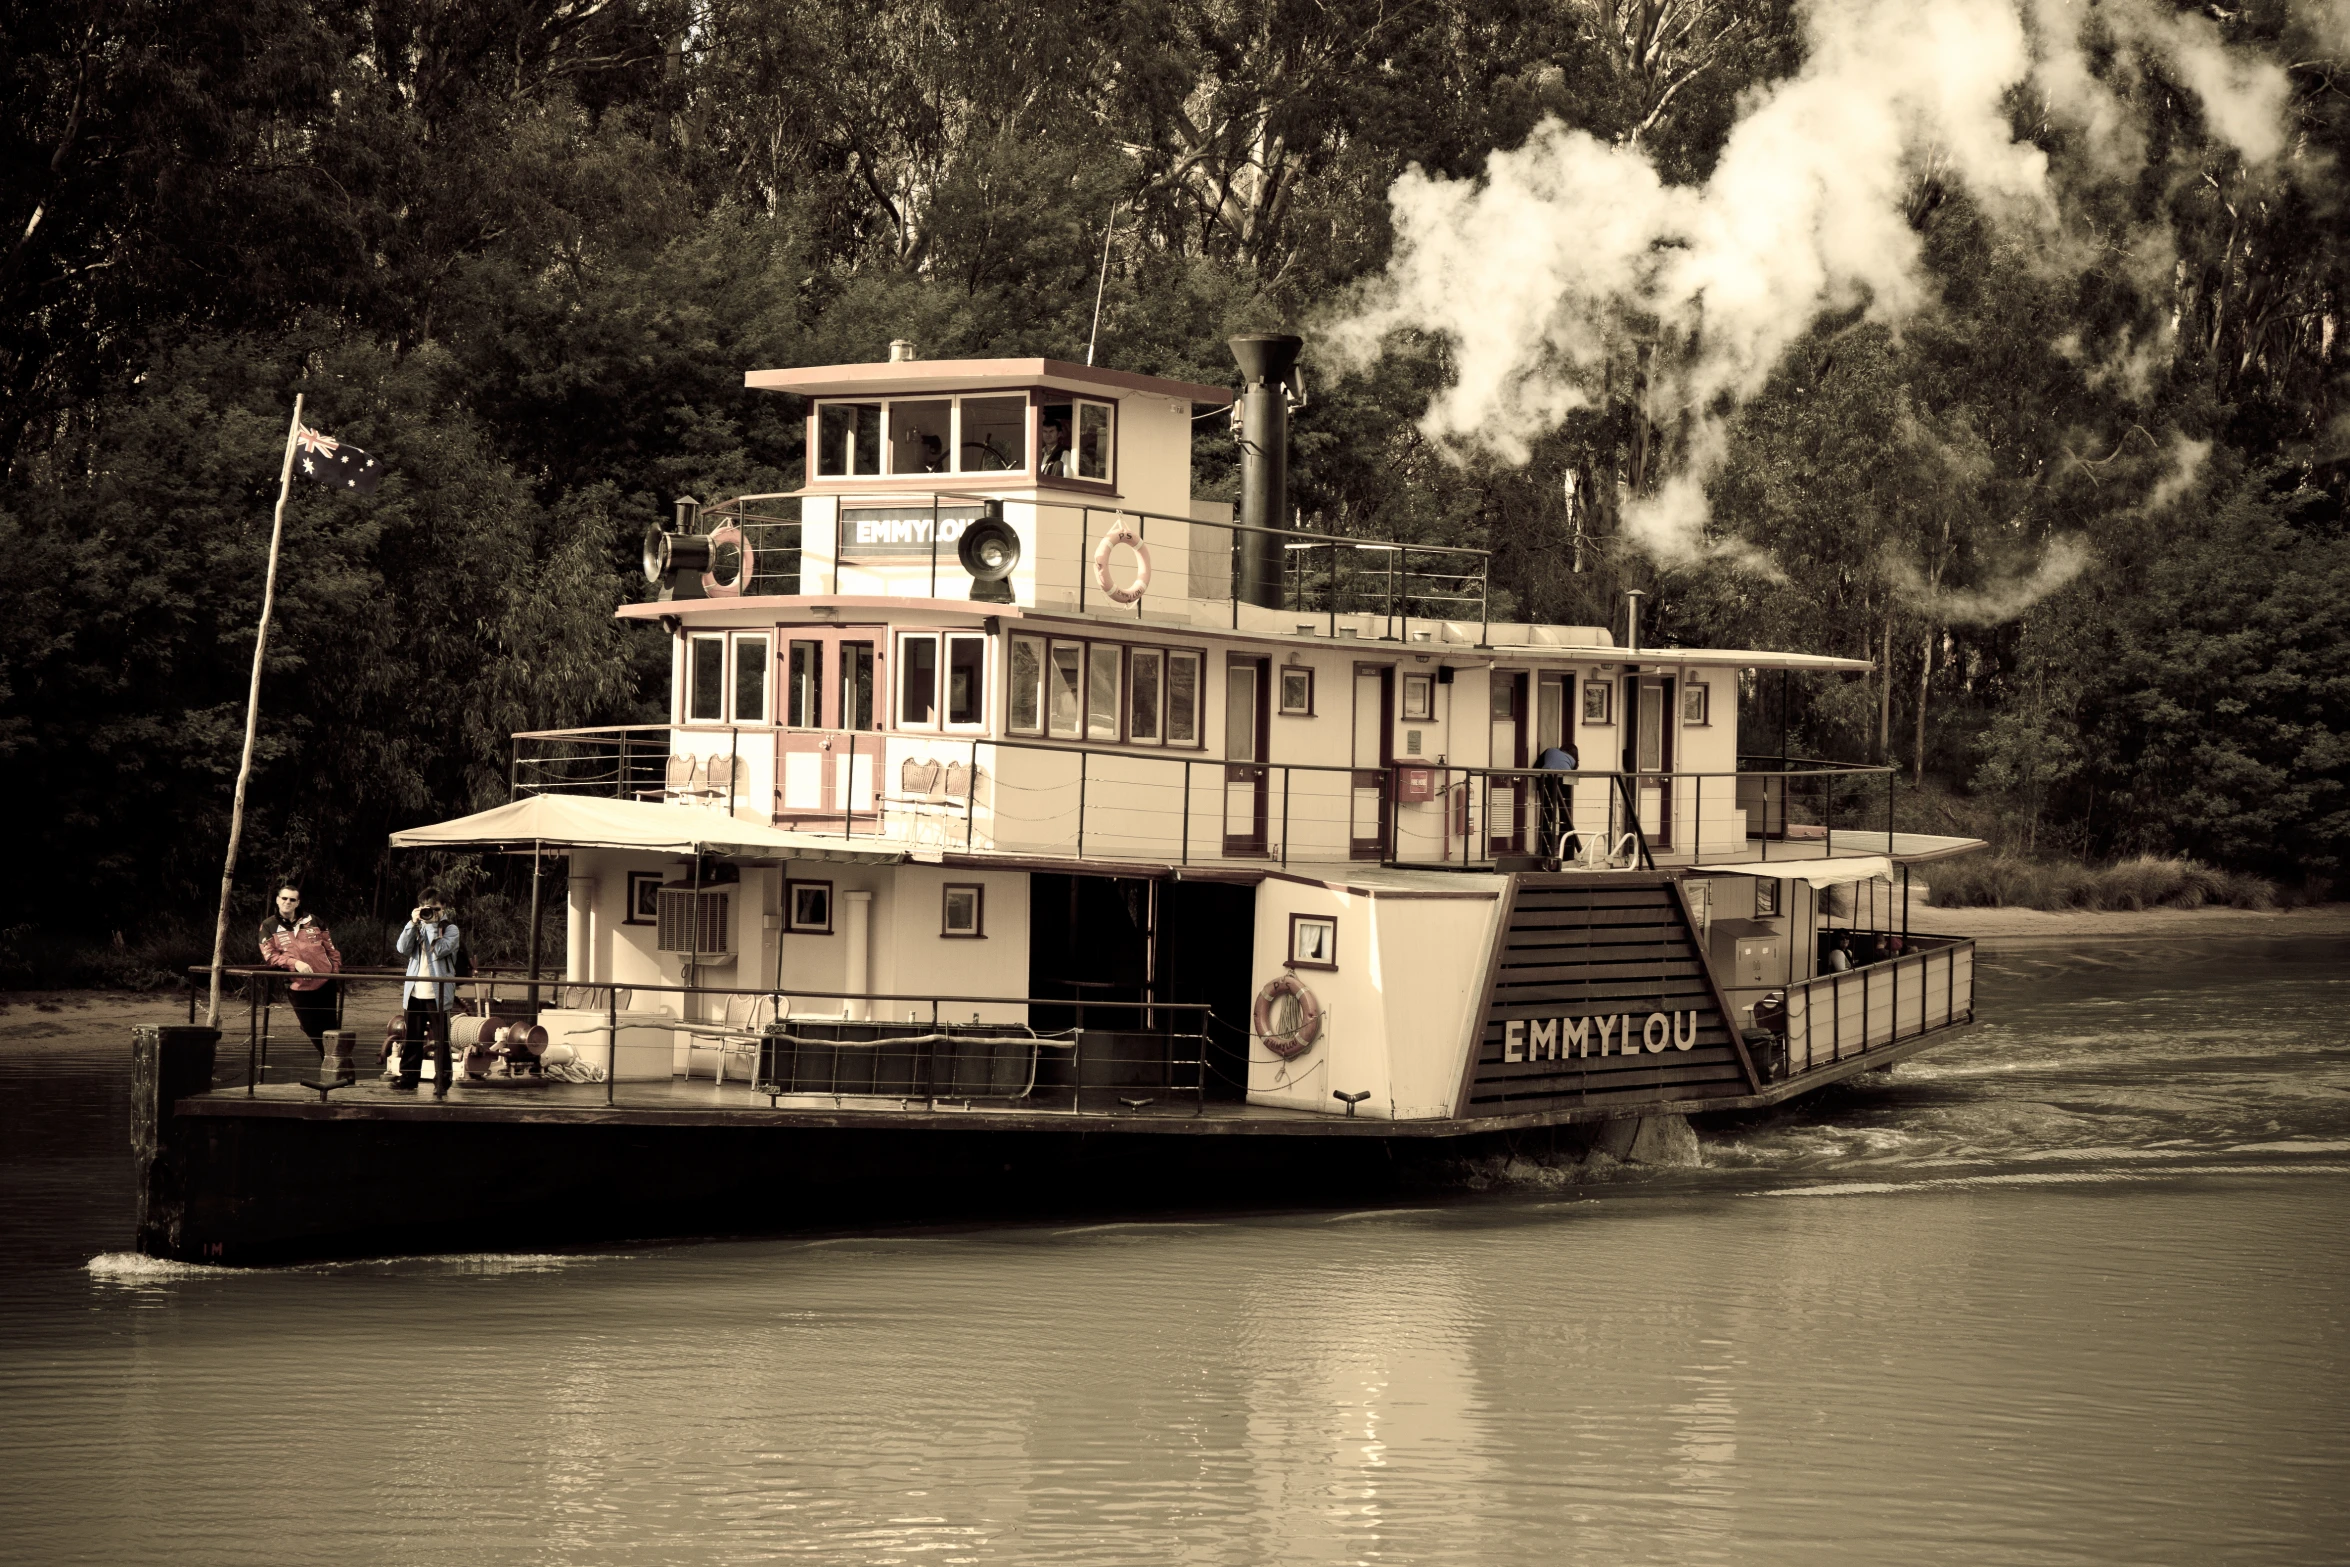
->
xmin=2 ymin=938 xmax=2347 ymax=1565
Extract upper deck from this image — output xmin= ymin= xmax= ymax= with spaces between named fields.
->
xmin=516 ymin=348 xmax=1960 ymax=878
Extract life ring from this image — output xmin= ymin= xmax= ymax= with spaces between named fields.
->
xmin=1252 ymin=973 xmax=1323 ymax=1060
xmin=701 ymin=523 xmax=751 ymax=596
xmin=1091 ymin=522 xmax=1151 ymax=604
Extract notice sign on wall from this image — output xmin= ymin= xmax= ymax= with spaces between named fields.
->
xmin=840 ymin=505 xmax=988 ymax=557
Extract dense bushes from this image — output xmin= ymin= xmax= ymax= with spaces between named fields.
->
xmin=1927 ymin=855 xmax=2279 ymax=913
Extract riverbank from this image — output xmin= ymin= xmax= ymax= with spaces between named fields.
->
xmin=1910 ymin=900 xmax=2350 ymax=948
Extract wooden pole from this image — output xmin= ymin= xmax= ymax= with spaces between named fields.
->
xmin=206 ymin=395 xmax=303 ymax=1030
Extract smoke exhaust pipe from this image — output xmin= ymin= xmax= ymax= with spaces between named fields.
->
xmin=1228 ymin=333 xmax=1303 ymax=610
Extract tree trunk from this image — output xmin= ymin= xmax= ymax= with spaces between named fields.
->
xmin=1913 ymin=627 xmax=1933 ymax=786
xmin=1878 ymin=617 xmax=1893 ymax=765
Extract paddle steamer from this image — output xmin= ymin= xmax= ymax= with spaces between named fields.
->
xmin=133 ymin=336 xmax=1982 ymax=1261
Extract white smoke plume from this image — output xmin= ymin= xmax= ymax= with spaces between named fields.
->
xmin=1884 ymin=535 xmax=2093 ymax=622
xmin=1321 ymin=0 xmax=2298 ymax=580
xmin=2142 ymin=433 xmax=2212 ymax=513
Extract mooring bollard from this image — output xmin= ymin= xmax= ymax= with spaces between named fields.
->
xmin=132 ymin=1025 xmax=219 ymax=1259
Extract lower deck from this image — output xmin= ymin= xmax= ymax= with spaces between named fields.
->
xmin=174 ymin=1020 xmax=1962 ymax=1136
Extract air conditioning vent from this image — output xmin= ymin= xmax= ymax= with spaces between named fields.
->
xmin=657 ymin=886 xmax=732 ymax=958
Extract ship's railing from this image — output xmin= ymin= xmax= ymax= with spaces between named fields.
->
xmin=1776 ymin=934 xmax=1975 ymax=1078
xmin=187 ymin=966 xmax=1209 ymax=1114
xmin=512 ymin=725 xmax=1896 ymax=870
xmin=684 ymin=488 xmax=1493 ymax=630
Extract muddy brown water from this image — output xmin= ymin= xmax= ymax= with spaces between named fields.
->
xmin=3 ymin=940 xmax=2347 ymax=1565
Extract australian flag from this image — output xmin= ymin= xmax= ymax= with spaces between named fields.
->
xmin=293 ymin=426 xmax=384 ymax=493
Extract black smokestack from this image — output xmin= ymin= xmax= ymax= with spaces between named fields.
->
xmin=1228 ymin=333 xmax=1302 ymax=610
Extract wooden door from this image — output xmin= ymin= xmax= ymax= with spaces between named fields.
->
xmin=1222 ymin=655 xmax=1269 ymax=856
xmin=1487 ymin=670 xmax=1527 ymax=855
xmin=1623 ymin=673 xmax=1675 ymax=849
xmin=774 ymin=627 xmax=884 ymax=827
xmin=1350 ymin=663 xmax=1393 ymax=860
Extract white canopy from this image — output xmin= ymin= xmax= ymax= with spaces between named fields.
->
xmin=388 ymin=793 xmax=906 ymax=864
xmin=1694 ymin=855 xmax=1896 ymax=888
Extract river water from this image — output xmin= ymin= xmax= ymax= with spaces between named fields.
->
xmin=3 ymin=937 xmax=2346 ymax=1565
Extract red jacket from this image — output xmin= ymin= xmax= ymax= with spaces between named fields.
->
xmin=263 ymin=919 xmax=343 ymax=992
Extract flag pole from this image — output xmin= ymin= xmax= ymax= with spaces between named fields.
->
xmin=206 ymin=394 xmax=303 ymax=1030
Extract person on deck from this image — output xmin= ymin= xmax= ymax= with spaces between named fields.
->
xmin=1824 ymin=932 xmax=1855 ymax=973
xmin=1037 ymin=418 xmax=1071 ymax=477
xmin=395 ymin=889 xmax=460 ymax=1093
xmin=1534 ymin=741 xmax=1580 ymax=867
xmin=258 ymin=880 xmax=343 ymax=1052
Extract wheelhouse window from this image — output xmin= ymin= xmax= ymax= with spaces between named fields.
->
xmin=898 ymin=634 xmax=939 ymax=726
xmin=732 ymin=634 xmax=770 ymax=724
xmin=816 ymin=403 xmax=882 ymax=477
xmin=888 ymin=400 xmax=951 ymax=475
xmin=1038 ymin=398 xmax=1113 ymax=482
xmin=687 ymin=634 xmax=726 ymax=723
xmin=1008 ymin=634 xmax=1045 ymax=735
xmin=809 ymin=392 xmax=1111 ymax=481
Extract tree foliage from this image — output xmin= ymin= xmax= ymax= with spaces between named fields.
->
xmin=2 ymin=0 xmax=2346 ymax=939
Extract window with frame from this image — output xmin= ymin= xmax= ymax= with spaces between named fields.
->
xmin=1009 ymin=634 xmax=1046 ymax=734
xmin=1128 ymin=649 xmax=1164 ymax=743
xmin=1581 ymin=678 xmax=1613 ymax=725
xmin=815 ymin=403 xmax=882 ymax=477
xmin=1087 ymin=644 xmax=1122 ymax=740
xmin=1682 ymin=680 xmax=1710 ymax=725
xmin=1401 ymin=672 xmax=1434 ymax=722
xmin=785 ymin=639 xmax=821 ymax=727
xmin=786 ymin=880 xmax=833 ymax=933
xmin=732 ymin=634 xmax=770 ymax=724
xmin=1755 ymin=878 xmax=1781 ymax=918
xmin=1037 ymin=398 xmax=1114 ymax=482
xmin=1046 ymin=641 xmax=1083 ymax=738
xmin=899 ymin=634 xmax=939 ymax=726
xmin=942 ymin=883 xmax=985 ymax=938
xmin=946 ymin=635 xmax=986 ymax=727
xmin=687 ymin=635 xmax=726 ymax=723
xmin=1165 ymin=650 xmax=1201 ymax=745
xmin=1011 ymin=637 xmax=1202 ymax=747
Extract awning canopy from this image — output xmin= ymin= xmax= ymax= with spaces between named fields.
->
xmin=1695 ymin=855 xmax=1897 ymax=888
xmin=388 ymin=793 xmax=907 ymax=864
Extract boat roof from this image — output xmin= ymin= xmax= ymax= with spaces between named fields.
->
xmin=745 ymin=358 xmax=1236 ymax=407
xmin=613 ymin=596 xmax=1874 ymax=671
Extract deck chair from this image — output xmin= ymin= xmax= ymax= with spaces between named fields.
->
xmin=652 ymin=753 xmax=709 ymax=804
xmin=901 ymin=757 xmax=942 ymax=796
xmin=701 ymin=752 xmax=737 ymax=810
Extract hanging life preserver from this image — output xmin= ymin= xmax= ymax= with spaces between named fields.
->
xmin=1091 ymin=521 xmax=1152 ymax=604
xmin=1252 ymin=972 xmax=1324 ymax=1061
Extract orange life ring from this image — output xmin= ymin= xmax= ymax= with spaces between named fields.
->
xmin=1091 ymin=522 xmax=1151 ymax=604
xmin=701 ymin=523 xmax=751 ymax=596
xmin=1252 ymin=972 xmax=1323 ymax=1060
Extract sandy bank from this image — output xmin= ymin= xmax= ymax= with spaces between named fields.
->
xmin=1909 ymin=902 xmax=2350 ymax=948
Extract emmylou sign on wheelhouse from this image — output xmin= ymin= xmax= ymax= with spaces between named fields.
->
xmin=1503 ymin=1010 xmax=1702 ymax=1061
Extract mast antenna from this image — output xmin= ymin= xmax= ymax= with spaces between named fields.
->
xmin=1085 ymin=204 xmax=1121 ymax=366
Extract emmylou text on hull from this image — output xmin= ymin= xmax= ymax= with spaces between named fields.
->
xmin=134 ymin=335 xmax=1983 ymax=1262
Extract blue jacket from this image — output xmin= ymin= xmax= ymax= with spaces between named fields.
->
xmin=396 ymin=918 xmax=461 ymax=1006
